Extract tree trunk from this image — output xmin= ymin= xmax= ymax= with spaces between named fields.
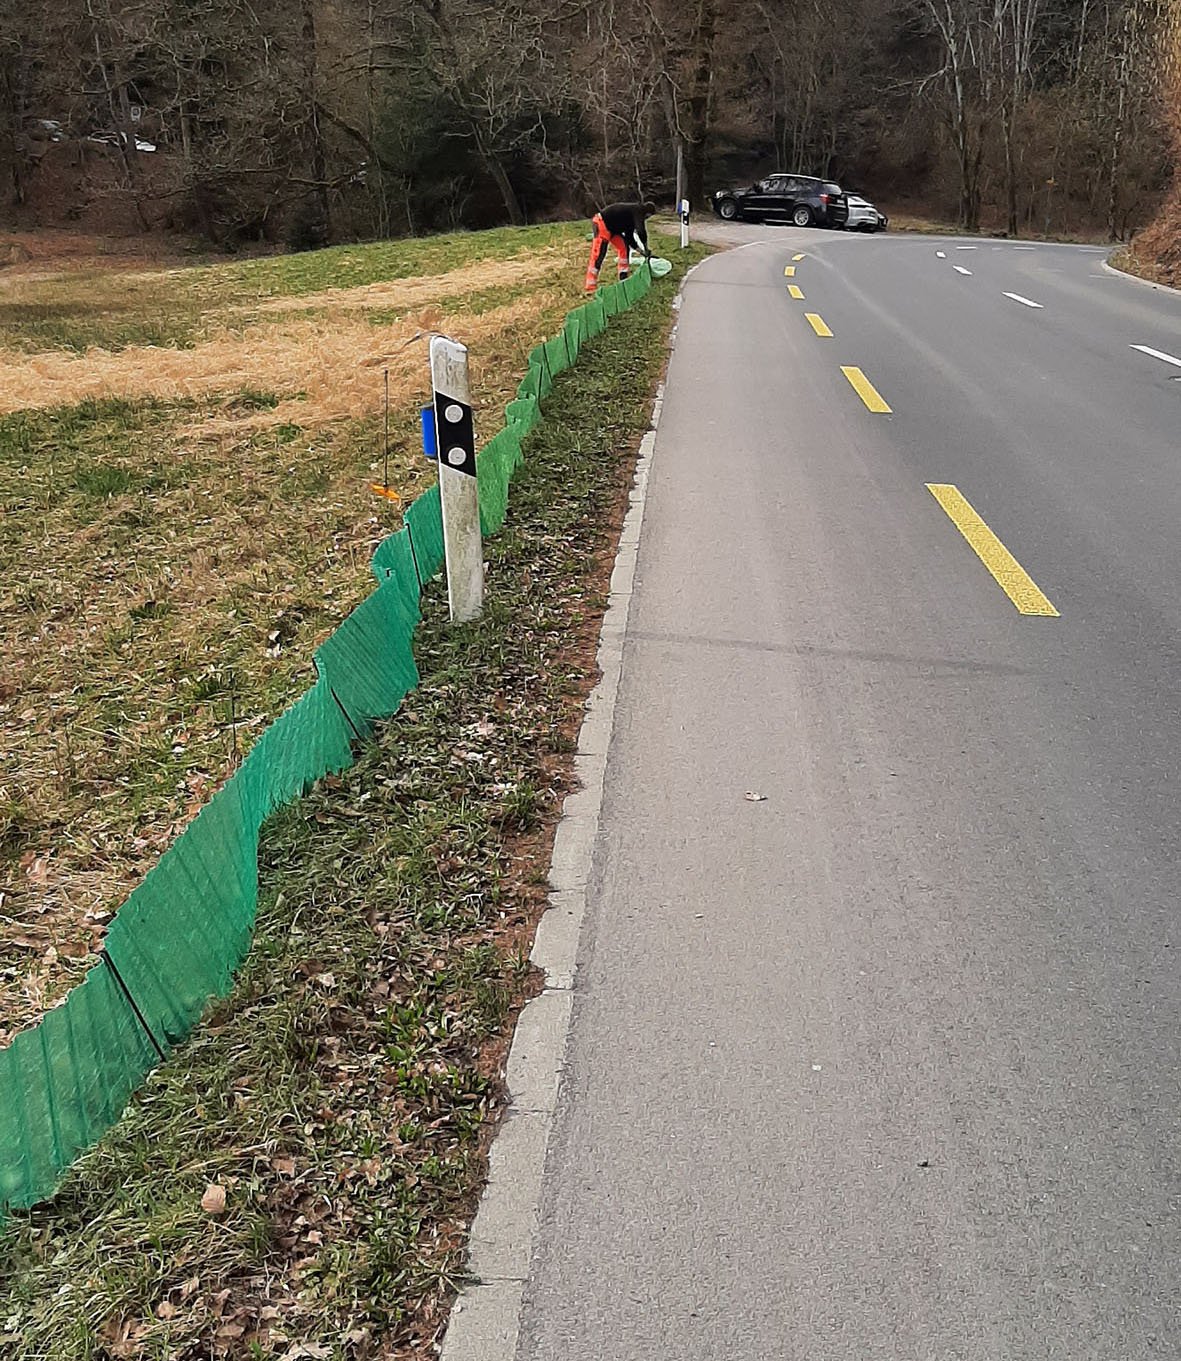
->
xmin=1003 ymin=103 xmax=1018 ymax=237
xmin=684 ymin=0 xmax=717 ymax=208
xmin=472 ymin=117 xmax=524 ymax=224
xmin=0 ymin=44 xmax=26 ymax=207
xmin=300 ymin=0 xmax=331 ymax=237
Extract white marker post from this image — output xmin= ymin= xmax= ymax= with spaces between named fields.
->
xmin=430 ymin=336 xmax=483 ymax=623
xmin=675 ymin=141 xmax=690 ymax=250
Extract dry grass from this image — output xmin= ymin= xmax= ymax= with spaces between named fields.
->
xmin=1 ymin=292 xmax=566 ymax=428
xmin=1131 ymin=9 xmax=1181 ymax=286
xmin=0 ymin=223 xmax=588 ymax=1044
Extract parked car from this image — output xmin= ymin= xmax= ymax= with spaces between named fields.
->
xmin=711 ymin=174 xmax=848 ymax=228
xmin=844 ymin=195 xmax=888 ymax=232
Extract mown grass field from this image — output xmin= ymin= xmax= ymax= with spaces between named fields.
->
xmin=0 ymin=223 xmax=592 ymax=1041
xmin=0 ymin=233 xmax=707 ymax=1360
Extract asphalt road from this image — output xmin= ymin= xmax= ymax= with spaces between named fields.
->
xmin=517 ymin=224 xmax=1181 ymax=1359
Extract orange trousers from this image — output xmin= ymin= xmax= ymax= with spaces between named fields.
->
xmin=585 ymin=214 xmax=629 ymax=292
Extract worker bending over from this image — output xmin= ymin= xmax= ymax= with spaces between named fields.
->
xmin=585 ymin=201 xmax=656 ymax=293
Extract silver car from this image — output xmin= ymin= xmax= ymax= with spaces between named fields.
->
xmin=844 ymin=195 xmax=888 ymax=233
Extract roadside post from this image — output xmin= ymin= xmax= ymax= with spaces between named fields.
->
xmin=675 ymin=140 xmax=690 ymax=250
xmin=429 ymin=336 xmax=483 ymax=623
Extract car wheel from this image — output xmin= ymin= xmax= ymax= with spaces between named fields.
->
xmin=717 ymin=198 xmax=739 ymax=221
xmin=792 ymin=205 xmax=813 ymax=228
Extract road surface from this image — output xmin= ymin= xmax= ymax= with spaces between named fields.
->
xmin=518 ymin=224 xmax=1181 ymax=1359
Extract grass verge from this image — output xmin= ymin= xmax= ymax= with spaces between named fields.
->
xmin=888 ymin=210 xmax=1113 ymax=243
xmin=0 ymin=224 xmax=590 ymax=1039
xmin=0 ymin=224 xmax=587 ymax=354
xmin=0 ymin=241 xmax=710 ymax=1360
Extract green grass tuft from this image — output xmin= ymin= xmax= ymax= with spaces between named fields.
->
xmin=0 ymin=243 xmax=709 ymax=1358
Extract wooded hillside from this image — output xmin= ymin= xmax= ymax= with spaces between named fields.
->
xmin=1131 ymin=0 xmax=1180 ymax=279
xmin=0 ymin=0 xmax=1174 ymax=245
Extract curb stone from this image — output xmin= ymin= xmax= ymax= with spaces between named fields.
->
xmin=438 ymin=260 xmax=703 ymax=1361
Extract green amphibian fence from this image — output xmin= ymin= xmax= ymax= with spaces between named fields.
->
xmin=0 ymin=267 xmax=653 ymax=1218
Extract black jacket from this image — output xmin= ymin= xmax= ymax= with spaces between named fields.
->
xmin=599 ymin=202 xmax=651 ymax=255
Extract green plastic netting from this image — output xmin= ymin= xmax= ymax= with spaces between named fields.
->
xmin=0 ymin=959 xmax=160 ymax=1211
xmin=0 ymin=256 xmax=661 ymax=1215
xmin=405 ymin=483 xmax=445 ymax=583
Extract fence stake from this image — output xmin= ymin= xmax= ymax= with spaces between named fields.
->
xmin=430 ymin=336 xmax=483 ymax=623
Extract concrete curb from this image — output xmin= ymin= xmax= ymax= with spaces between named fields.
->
xmin=1101 ymin=256 xmax=1181 ymax=299
xmin=438 ymin=268 xmax=696 ymax=1361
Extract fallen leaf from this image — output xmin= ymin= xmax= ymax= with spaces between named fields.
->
xmin=155 ymin=1300 xmax=177 ymax=1320
xmin=201 ymin=1183 xmax=227 ymax=1215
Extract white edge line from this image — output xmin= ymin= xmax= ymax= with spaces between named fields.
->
xmin=437 ymin=263 xmax=695 ymax=1361
xmin=1131 ymin=344 xmax=1181 ymax=368
xmin=1003 ymin=291 xmax=1044 ymax=308
xmin=954 ymin=265 xmax=973 ymax=275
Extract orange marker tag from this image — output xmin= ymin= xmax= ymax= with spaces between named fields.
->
xmin=370 ymin=483 xmax=401 ymax=503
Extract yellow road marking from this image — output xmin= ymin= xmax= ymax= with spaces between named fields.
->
xmin=805 ymin=313 xmax=833 ymax=337
xmin=840 ymin=366 xmax=892 ymax=413
xmin=788 ymin=284 xmax=805 ymax=300
xmin=792 ymin=253 xmax=806 ymax=262
xmin=926 ymin=483 xmax=1059 ymax=616
xmin=784 ymin=266 xmax=796 ymax=277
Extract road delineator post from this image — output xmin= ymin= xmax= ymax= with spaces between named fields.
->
xmin=430 ymin=336 xmax=483 ymax=623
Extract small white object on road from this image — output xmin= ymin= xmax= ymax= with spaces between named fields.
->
xmin=1130 ymin=344 xmax=1181 ymax=369
xmin=936 ymin=251 xmax=947 ymax=259
xmin=954 ymin=266 xmax=973 ymax=276
xmin=1004 ymin=292 xmax=1044 ymax=309
xmin=744 ymin=791 xmax=767 ymax=802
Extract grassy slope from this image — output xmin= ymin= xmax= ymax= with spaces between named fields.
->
xmin=0 ymin=241 xmax=708 ymax=1360
xmin=0 ymin=223 xmax=588 ymax=1036
xmin=0 ymin=224 xmax=585 ymax=353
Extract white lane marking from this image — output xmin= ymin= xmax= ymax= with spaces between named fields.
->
xmin=956 ymin=246 xmax=978 ymax=250
xmin=1131 ymin=344 xmax=1181 ymax=368
xmin=1014 ymin=246 xmax=1036 ymax=250
xmin=1004 ymin=292 xmax=1044 ymax=308
xmin=936 ymin=250 xmax=947 ymax=259
xmin=954 ymin=265 xmax=973 ymax=276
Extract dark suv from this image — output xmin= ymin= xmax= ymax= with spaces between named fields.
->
xmin=711 ymin=174 xmax=848 ymax=228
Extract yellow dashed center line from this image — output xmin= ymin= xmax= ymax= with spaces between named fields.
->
xmin=784 ymin=266 xmax=796 ymax=277
xmin=926 ymin=483 xmax=1059 ymax=616
xmin=805 ymin=313 xmax=833 ymax=337
xmin=840 ymin=366 xmax=892 ymax=413
xmin=788 ymin=284 xmax=805 ymax=300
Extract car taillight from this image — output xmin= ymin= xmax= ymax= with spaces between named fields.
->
xmin=820 ymin=193 xmax=829 ymax=206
